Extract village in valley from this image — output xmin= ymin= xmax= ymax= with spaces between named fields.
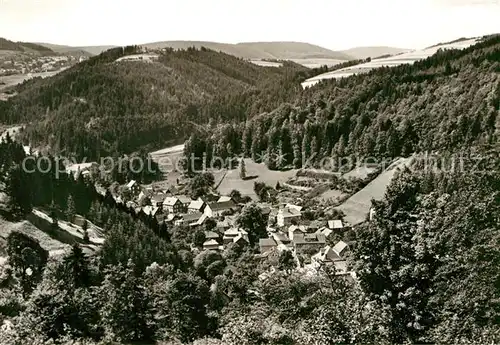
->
xmin=61 ymin=148 xmax=393 ymax=281
xmin=113 ymin=178 xmax=353 ymax=278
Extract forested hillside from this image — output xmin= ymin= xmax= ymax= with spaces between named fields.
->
xmin=0 ymin=46 xmax=307 ymax=160
xmin=0 ymin=137 xmax=498 ymax=344
xmin=185 ymin=35 xmax=500 ymax=169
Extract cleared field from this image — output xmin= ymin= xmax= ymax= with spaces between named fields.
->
xmin=216 ymin=158 xmax=298 ymax=199
xmin=150 ymin=144 xmax=185 ymax=186
xmin=342 ymin=165 xmax=378 ymax=180
xmin=335 ymin=157 xmax=413 ymax=225
xmin=249 ymin=60 xmax=283 ymax=67
xmin=302 ymin=38 xmax=480 ymax=88
xmin=319 ymin=189 xmax=348 ymax=202
xmin=289 ymin=58 xmax=345 ymax=68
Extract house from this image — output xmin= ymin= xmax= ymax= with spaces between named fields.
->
xmin=369 ymin=207 xmax=376 ymax=221
xmin=192 ymin=213 xmax=209 ymax=227
xmin=316 ymin=227 xmax=333 ymax=238
xmin=188 ymin=198 xmax=206 ymax=214
xmin=137 ymin=189 xmax=153 ymax=205
xmin=271 ymin=232 xmax=292 ymax=247
xmin=126 ymin=180 xmax=141 ymax=195
xmin=328 ymin=220 xmax=344 ymax=231
xmin=311 ymin=241 xmax=350 ymax=274
xmin=232 ymin=234 xmax=249 ymax=246
xmin=277 ymin=207 xmax=302 ymax=227
xmin=285 ymin=204 xmax=303 ymax=213
xmin=293 ymin=233 xmax=326 ymax=252
xmin=223 ymin=228 xmax=248 ymax=245
xmin=163 ymin=197 xmax=183 ymax=214
xmin=65 ymin=162 xmax=98 ymax=179
xmin=288 ymin=225 xmax=307 ymax=241
xmin=164 ymin=185 xmax=179 ymax=196
xmin=142 ymin=205 xmax=160 ymax=217
xmin=217 ymin=195 xmax=234 ymax=203
xmin=204 ymin=201 xmax=239 ymax=218
xmin=203 ymin=239 xmax=220 ymax=251
xmin=332 ymin=240 xmax=349 ymax=258
xmin=151 ymin=193 xmax=167 ymax=208
xmin=177 ymin=195 xmax=192 ymax=212
xmin=259 ymin=238 xmax=278 ymax=254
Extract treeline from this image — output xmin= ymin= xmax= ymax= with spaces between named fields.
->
xmin=0 ymin=46 xmax=307 ymax=161
xmin=354 ymin=153 xmax=500 ymax=343
xmin=184 ymin=35 xmax=500 ymax=170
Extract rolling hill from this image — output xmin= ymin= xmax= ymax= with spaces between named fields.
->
xmin=184 ymin=34 xmax=500 ymax=176
xmin=302 ymin=37 xmax=483 ymax=88
xmin=0 ymin=46 xmax=307 ymax=160
xmin=340 ymin=46 xmax=410 ymax=60
xmin=34 ymin=42 xmax=95 ymax=57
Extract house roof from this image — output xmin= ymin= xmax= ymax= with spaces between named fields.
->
xmin=126 ymin=180 xmax=137 ymax=189
xmin=259 ymin=238 xmax=277 ymax=247
xmin=164 ymin=197 xmax=180 ymax=206
xmin=333 ymin=241 xmax=349 ymax=256
xmin=205 ymin=231 xmax=220 ymax=239
xmin=208 ymin=201 xmax=237 ymax=212
xmin=280 ymin=208 xmax=301 ymax=218
xmin=233 ymin=234 xmax=249 ymax=244
xmin=328 ymin=220 xmax=344 ymax=229
xmin=203 ymin=239 xmax=219 ymax=247
xmin=181 ymin=212 xmax=203 ymax=222
xmin=317 ymin=227 xmax=333 ymax=238
xmin=285 ymin=204 xmax=303 ymax=212
xmin=177 ymin=195 xmax=192 ymax=204
xmin=288 ymin=225 xmax=307 ymax=233
xmin=142 ymin=205 xmax=159 ymax=216
xmin=152 ymin=193 xmax=166 ymax=204
xmin=188 ymin=199 xmax=205 ymax=210
xmin=224 ymin=227 xmax=248 ymax=236
xmin=165 ymin=185 xmax=179 ymax=194
xmin=293 ymin=233 xmax=326 ymax=245
xmin=218 ymin=196 xmax=233 ymax=202
xmin=194 ymin=213 xmax=209 ymax=226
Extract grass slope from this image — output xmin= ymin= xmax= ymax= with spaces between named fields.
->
xmin=303 ymin=37 xmax=482 ymax=87
xmin=336 ymin=157 xmax=413 ymax=225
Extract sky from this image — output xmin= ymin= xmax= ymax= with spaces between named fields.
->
xmin=1 ymin=0 xmax=499 ymax=50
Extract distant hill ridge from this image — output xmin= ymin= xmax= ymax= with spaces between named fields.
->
xmin=140 ymin=41 xmax=354 ymax=60
xmin=3 ymin=38 xmax=411 ymax=65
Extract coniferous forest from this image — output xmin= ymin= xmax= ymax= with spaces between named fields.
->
xmin=0 ymin=33 xmax=498 ymax=345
